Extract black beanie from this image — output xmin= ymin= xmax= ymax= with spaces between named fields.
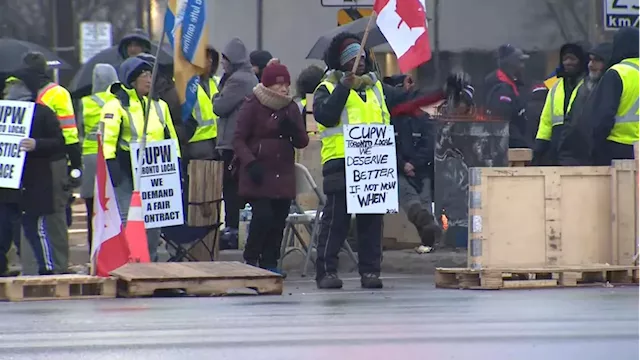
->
xmin=250 ymin=50 xmax=273 ymax=70
xmin=22 ymin=52 xmax=48 ymax=73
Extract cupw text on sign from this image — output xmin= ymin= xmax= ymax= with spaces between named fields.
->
xmin=130 ymin=139 xmax=184 ymax=229
xmin=343 ymin=124 xmax=399 ymax=214
xmin=0 ymin=101 xmax=35 ymax=190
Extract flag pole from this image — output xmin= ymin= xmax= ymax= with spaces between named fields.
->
xmin=135 ymin=6 xmax=169 ymax=192
xmin=351 ymin=12 xmax=377 ymax=74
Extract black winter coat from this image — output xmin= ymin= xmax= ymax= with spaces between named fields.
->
xmin=0 ymin=103 xmax=66 ymax=215
xmin=484 ymin=70 xmax=531 ymax=149
xmin=392 ymin=113 xmax=435 ymax=181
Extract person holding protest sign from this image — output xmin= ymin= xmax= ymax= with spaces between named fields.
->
xmin=0 ymin=74 xmax=66 ymax=276
xmin=100 ymin=57 xmax=181 ymax=261
xmin=312 ymin=32 xmax=457 ymax=289
xmin=21 ymin=52 xmax=82 ymax=274
xmin=233 ymin=63 xmax=309 ymax=275
xmin=77 ymin=64 xmax=119 ymax=253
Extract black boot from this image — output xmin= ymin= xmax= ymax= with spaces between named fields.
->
xmin=361 ymin=273 xmax=383 ymax=289
xmin=317 ymin=273 xmax=343 ymax=289
xmin=407 ymin=203 xmax=441 ymax=247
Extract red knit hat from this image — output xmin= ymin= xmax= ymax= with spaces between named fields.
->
xmin=261 ymin=63 xmax=291 ymax=87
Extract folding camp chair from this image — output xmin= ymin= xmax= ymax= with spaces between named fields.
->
xmin=278 ymin=163 xmax=358 ymax=277
xmin=162 ymin=199 xmax=222 ymax=262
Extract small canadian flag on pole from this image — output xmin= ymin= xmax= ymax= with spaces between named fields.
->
xmin=374 ymin=0 xmax=432 ymax=73
xmin=90 ymin=134 xmax=131 ymax=277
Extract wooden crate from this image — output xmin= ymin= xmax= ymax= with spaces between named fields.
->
xmin=435 ymin=265 xmax=639 ymax=290
xmin=110 ymin=262 xmax=283 ymax=297
xmin=611 ymin=160 xmax=639 ymax=265
xmin=508 ymin=148 xmax=532 ymax=167
xmin=468 ymin=166 xmax=614 ymax=269
xmin=0 ymin=275 xmax=116 ymax=301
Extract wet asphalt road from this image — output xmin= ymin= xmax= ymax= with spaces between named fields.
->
xmin=0 ymin=275 xmax=638 ymax=360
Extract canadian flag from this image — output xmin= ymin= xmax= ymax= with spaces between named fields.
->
xmin=90 ymin=134 xmax=130 ymax=277
xmin=374 ymin=0 xmax=432 ymax=73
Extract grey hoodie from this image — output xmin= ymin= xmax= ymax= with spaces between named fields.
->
xmin=77 ymin=64 xmax=118 ymax=138
xmin=213 ymin=38 xmax=258 ymax=150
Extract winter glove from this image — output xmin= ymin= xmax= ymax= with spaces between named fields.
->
xmin=107 ymin=159 xmax=123 ymax=187
xmin=340 ymin=71 xmax=357 ymax=89
xmin=68 ymin=168 xmax=82 ymax=189
xmin=246 ymin=161 xmax=264 ymax=185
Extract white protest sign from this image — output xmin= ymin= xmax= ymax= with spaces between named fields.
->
xmin=0 ymin=100 xmax=35 ymax=189
xmin=343 ymin=124 xmax=399 ymax=214
xmin=130 ymin=139 xmax=184 ymax=229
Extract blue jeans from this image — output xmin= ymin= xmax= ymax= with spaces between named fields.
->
xmin=0 ymin=204 xmax=55 ymax=275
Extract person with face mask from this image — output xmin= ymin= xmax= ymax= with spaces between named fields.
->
xmin=0 ymin=74 xmax=66 ymax=276
xmin=214 ymin=38 xmax=258 ymax=248
xmin=558 ymin=43 xmax=612 ymax=165
xmin=232 ymin=63 xmax=309 ymax=275
xmin=533 ymin=43 xmax=588 ymax=166
xmin=590 ymin=27 xmax=640 ymax=165
xmin=100 ymin=57 xmax=181 ymax=261
xmin=118 ymin=29 xmax=152 ymax=59
xmin=484 ymin=44 xmax=531 ymax=149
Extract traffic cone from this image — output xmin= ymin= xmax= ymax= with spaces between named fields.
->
xmin=125 ymin=190 xmax=151 ymax=263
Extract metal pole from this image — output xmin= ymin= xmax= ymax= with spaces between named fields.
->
xmin=134 ymin=8 xmax=168 ymax=191
xmin=433 ymin=0 xmax=441 ymax=85
xmin=256 ymin=0 xmax=264 ymax=50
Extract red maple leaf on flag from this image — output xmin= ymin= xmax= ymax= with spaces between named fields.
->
xmin=395 ymin=0 xmax=426 ymax=29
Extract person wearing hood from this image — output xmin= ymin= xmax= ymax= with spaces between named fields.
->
xmin=312 ymin=32 xmax=451 ymax=290
xmin=214 ymin=38 xmax=258 ymax=248
xmin=0 ymin=74 xmax=66 ymax=276
xmin=590 ymin=27 xmax=639 ymax=165
xmin=250 ymin=50 xmax=273 ymax=81
xmin=118 ymin=29 xmax=151 ymax=59
xmin=136 ymin=53 xmax=190 ymax=150
xmin=484 ymin=44 xmax=531 ymax=148
xmin=533 ymin=43 xmax=588 ymax=165
xmin=100 ymin=57 xmax=181 ymax=261
xmin=76 ymin=64 xmax=118 ymax=253
xmin=185 ymin=45 xmax=221 ymax=160
xmin=21 ymin=52 xmax=81 ymax=273
xmin=558 ymin=43 xmax=613 ymax=165
xmin=295 ymin=64 xmax=325 ymax=116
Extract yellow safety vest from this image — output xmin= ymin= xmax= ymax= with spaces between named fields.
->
xmin=100 ymin=86 xmax=181 ymax=160
xmin=607 ymin=58 xmax=639 ymax=145
xmin=37 ymin=82 xmax=79 ymax=145
xmin=315 ymin=80 xmax=390 ymax=164
xmin=535 ymin=78 xmax=583 ymax=141
xmin=81 ymin=92 xmax=114 ymax=155
xmin=189 ymin=77 xmax=219 ymax=143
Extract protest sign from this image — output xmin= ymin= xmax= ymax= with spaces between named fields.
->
xmin=130 ymin=139 xmax=184 ymax=229
xmin=0 ymin=100 xmax=34 ymax=189
xmin=343 ymin=124 xmax=399 ymax=214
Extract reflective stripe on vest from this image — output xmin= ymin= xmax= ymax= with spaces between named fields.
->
xmin=85 ymin=95 xmax=107 ymax=141
xmin=614 ymin=60 xmax=639 ymax=124
xmin=318 ymin=84 xmax=386 ymax=139
xmin=548 ymin=78 xmax=582 ymax=126
xmin=192 ymin=98 xmax=215 ymax=127
xmin=117 ymin=100 xmax=166 ymax=149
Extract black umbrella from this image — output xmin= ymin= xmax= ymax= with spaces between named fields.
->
xmin=0 ymin=38 xmax=71 ymax=72
xmin=68 ymin=43 xmax=173 ymax=98
xmin=306 ymin=16 xmax=388 ymax=60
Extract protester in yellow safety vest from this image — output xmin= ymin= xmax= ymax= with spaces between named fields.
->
xmin=590 ymin=27 xmax=640 ymax=165
xmin=311 ymin=32 xmax=454 ymax=290
xmin=533 ymin=43 xmax=588 ymax=165
xmin=20 ymin=52 xmax=81 ymax=274
xmin=78 ymin=64 xmax=118 ymax=253
xmin=100 ymin=57 xmax=181 ymax=261
xmin=186 ymin=46 xmax=220 ymax=160
xmin=295 ymin=65 xmax=325 ymax=121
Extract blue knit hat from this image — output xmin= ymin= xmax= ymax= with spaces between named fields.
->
xmin=118 ymin=57 xmax=152 ymax=88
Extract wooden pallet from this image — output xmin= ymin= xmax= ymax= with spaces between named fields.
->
xmin=0 ymin=275 xmax=117 ymax=301
xmin=436 ymin=265 xmax=639 ymax=290
xmin=110 ymin=262 xmax=283 ymax=297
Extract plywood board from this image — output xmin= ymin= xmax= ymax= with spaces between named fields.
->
xmin=468 ymin=166 xmax=613 ymax=269
xmin=610 ymin=160 xmax=639 ymax=266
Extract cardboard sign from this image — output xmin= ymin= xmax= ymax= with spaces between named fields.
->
xmin=130 ymin=139 xmax=184 ymax=229
xmin=343 ymin=124 xmax=399 ymax=214
xmin=0 ymin=100 xmax=34 ymax=189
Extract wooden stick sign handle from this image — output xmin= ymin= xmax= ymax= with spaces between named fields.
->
xmin=351 ymin=12 xmax=377 ymax=74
